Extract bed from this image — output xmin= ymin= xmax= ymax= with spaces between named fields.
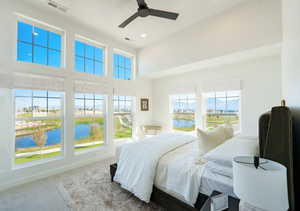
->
xmin=110 ymin=105 xmax=295 ymax=211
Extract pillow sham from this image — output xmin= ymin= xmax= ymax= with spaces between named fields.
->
xmin=223 ymin=123 xmax=234 ymax=140
xmin=203 ymin=136 xmax=259 ymax=167
xmin=197 ymin=126 xmax=228 ymax=157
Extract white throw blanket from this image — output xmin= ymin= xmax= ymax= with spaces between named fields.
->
xmin=114 ymin=133 xmax=197 ymax=202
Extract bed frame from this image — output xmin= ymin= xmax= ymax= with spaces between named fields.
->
xmin=110 ymin=105 xmax=295 ymax=211
xmin=110 ymin=163 xmax=208 ymax=211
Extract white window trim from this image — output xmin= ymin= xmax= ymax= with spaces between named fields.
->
xmin=74 ymin=35 xmax=108 ymax=76
xmin=73 ymin=93 xmax=108 ymax=155
xmin=15 ymin=13 xmax=66 ymax=69
xmin=113 ymin=48 xmax=136 ymax=80
xmin=113 ymin=95 xmax=136 ymax=141
xmin=201 ymin=90 xmax=242 ymax=133
xmin=169 ymin=94 xmax=197 ymax=132
xmin=13 ymin=89 xmax=66 ymax=169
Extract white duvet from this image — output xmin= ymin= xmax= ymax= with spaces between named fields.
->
xmin=113 ymin=133 xmax=197 ymax=203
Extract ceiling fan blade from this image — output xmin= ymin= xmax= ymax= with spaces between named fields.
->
xmin=149 ymin=9 xmax=179 ymax=20
xmin=119 ymin=12 xmax=139 ymax=28
xmin=136 ymin=0 xmax=147 ymax=7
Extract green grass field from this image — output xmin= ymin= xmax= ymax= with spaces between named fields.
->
xmin=15 ymin=151 xmax=62 ymax=165
xmin=15 ymin=115 xmax=131 ymax=165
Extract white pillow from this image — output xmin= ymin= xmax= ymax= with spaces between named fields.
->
xmin=223 ymin=124 xmax=234 ymax=140
xmin=205 ymin=161 xmax=233 ymax=178
xmin=197 ymin=127 xmax=228 ymax=157
xmin=203 ymin=136 xmax=259 ymax=167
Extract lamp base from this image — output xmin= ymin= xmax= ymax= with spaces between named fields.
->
xmin=239 ymin=201 xmax=267 ymax=211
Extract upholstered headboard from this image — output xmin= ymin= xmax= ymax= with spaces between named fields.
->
xmin=259 ymin=106 xmax=295 ymax=211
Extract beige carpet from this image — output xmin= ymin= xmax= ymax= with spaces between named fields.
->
xmin=58 ymin=158 xmax=164 ymax=211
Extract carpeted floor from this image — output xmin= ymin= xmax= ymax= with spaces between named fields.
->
xmin=57 ymin=158 xmax=164 ymax=211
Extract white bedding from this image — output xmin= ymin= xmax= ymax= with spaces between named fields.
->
xmin=113 ymin=133 xmax=197 ymax=203
xmin=114 ymin=134 xmax=247 ymax=205
xmin=154 ymin=141 xmax=205 ymax=205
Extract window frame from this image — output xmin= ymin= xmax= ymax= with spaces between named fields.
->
xmin=13 ymin=89 xmax=65 ymax=168
xmin=203 ymin=90 xmax=241 ymax=132
xmin=113 ymin=95 xmax=135 ymax=140
xmin=170 ymin=94 xmax=196 ymax=132
xmin=74 ymin=92 xmax=107 ymax=154
xmin=74 ymin=35 xmax=107 ymax=76
xmin=16 ymin=15 xmax=65 ymax=69
xmin=113 ymin=49 xmax=135 ymax=80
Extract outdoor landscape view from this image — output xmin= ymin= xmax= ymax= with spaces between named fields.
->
xmin=113 ymin=96 xmax=133 ymax=139
xmin=172 ymin=91 xmax=240 ymax=132
xmin=15 ymin=92 xmax=134 ymax=165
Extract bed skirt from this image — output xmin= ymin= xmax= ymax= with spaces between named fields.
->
xmin=110 ymin=163 xmax=208 ymax=211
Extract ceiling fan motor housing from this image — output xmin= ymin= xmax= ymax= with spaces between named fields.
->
xmin=138 ymin=7 xmax=150 ymax=17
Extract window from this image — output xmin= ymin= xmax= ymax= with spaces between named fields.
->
xmin=14 ymin=89 xmax=64 ymax=165
xmin=113 ymin=96 xmax=134 ymax=139
xmin=171 ymin=94 xmax=196 ymax=132
xmin=74 ymin=93 xmax=105 ymax=151
xmin=75 ymin=40 xmax=105 ymax=75
xmin=203 ymin=91 xmax=241 ymax=131
xmin=17 ymin=21 xmax=62 ymax=68
xmin=113 ymin=53 xmax=132 ymax=80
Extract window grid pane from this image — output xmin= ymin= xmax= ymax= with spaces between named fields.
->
xmin=113 ymin=53 xmax=132 ymax=80
xmin=74 ymin=93 xmax=105 ymax=152
xmin=15 ymin=89 xmax=64 ymax=165
xmin=171 ymin=94 xmax=196 ymax=132
xmin=17 ymin=21 xmax=62 ymax=68
xmin=113 ymin=96 xmax=133 ymax=139
xmin=74 ymin=40 xmax=105 ymax=76
xmin=205 ymin=91 xmax=240 ymax=132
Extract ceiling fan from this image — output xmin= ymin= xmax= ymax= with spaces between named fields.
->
xmin=119 ymin=0 xmax=179 ymax=28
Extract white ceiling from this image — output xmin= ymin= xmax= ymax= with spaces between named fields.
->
xmin=24 ymin=0 xmax=247 ymax=49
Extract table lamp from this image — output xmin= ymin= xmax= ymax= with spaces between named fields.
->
xmin=233 ymin=156 xmax=289 ymax=211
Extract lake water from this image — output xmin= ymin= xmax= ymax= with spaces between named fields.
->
xmin=16 ymin=124 xmax=92 ymax=148
xmin=173 ymin=119 xmax=195 ymax=129
xmin=16 ymin=120 xmax=195 ymax=148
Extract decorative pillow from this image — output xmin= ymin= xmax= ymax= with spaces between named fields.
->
xmin=223 ymin=123 xmax=234 ymax=140
xmin=197 ymin=127 xmax=228 ymax=157
xmin=203 ymin=136 xmax=259 ymax=167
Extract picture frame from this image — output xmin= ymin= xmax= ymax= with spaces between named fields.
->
xmin=140 ymin=98 xmax=149 ymax=111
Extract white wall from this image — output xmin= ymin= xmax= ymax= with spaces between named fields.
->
xmin=138 ymin=0 xmax=282 ymax=76
xmin=282 ymin=0 xmax=300 ymax=209
xmin=152 ymin=56 xmax=282 ymax=137
xmin=0 ymin=0 xmax=152 ymax=190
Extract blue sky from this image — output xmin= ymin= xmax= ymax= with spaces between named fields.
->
xmin=17 ymin=21 xmax=61 ymax=68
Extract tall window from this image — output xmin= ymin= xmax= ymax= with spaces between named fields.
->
xmin=113 ymin=53 xmax=132 ymax=80
xmin=171 ymin=94 xmax=196 ymax=132
xmin=15 ymin=89 xmax=64 ymax=165
xmin=17 ymin=21 xmax=62 ymax=68
xmin=75 ymin=40 xmax=104 ymax=75
xmin=74 ymin=93 xmax=105 ymax=151
xmin=203 ymin=91 xmax=241 ymax=131
xmin=113 ymin=96 xmax=133 ymax=139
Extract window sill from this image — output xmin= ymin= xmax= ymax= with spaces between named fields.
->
xmin=74 ymin=144 xmax=106 ymax=155
xmin=13 ymin=155 xmax=64 ymax=170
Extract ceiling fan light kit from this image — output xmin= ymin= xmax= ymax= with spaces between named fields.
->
xmin=119 ymin=0 xmax=179 ymax=28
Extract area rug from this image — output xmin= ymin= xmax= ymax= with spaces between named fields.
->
xmin=57 ymin=158 xmax=164 ymax=211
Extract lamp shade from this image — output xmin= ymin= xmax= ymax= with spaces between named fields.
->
xmin=233 ymin=156 xmax=289 ymax=211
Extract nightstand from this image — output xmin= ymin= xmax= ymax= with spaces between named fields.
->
xmin=200 ymin=191 xmax=239 ymax=211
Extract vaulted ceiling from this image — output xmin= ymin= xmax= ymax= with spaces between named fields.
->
xmin=24 ymin=0 xmax=247 ymax=49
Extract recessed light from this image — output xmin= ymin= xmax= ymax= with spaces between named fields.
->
xmin=140 ymin=33 xmax=147 ymax=38
xmin=33 ymin=32 xmax=39 ymax=36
